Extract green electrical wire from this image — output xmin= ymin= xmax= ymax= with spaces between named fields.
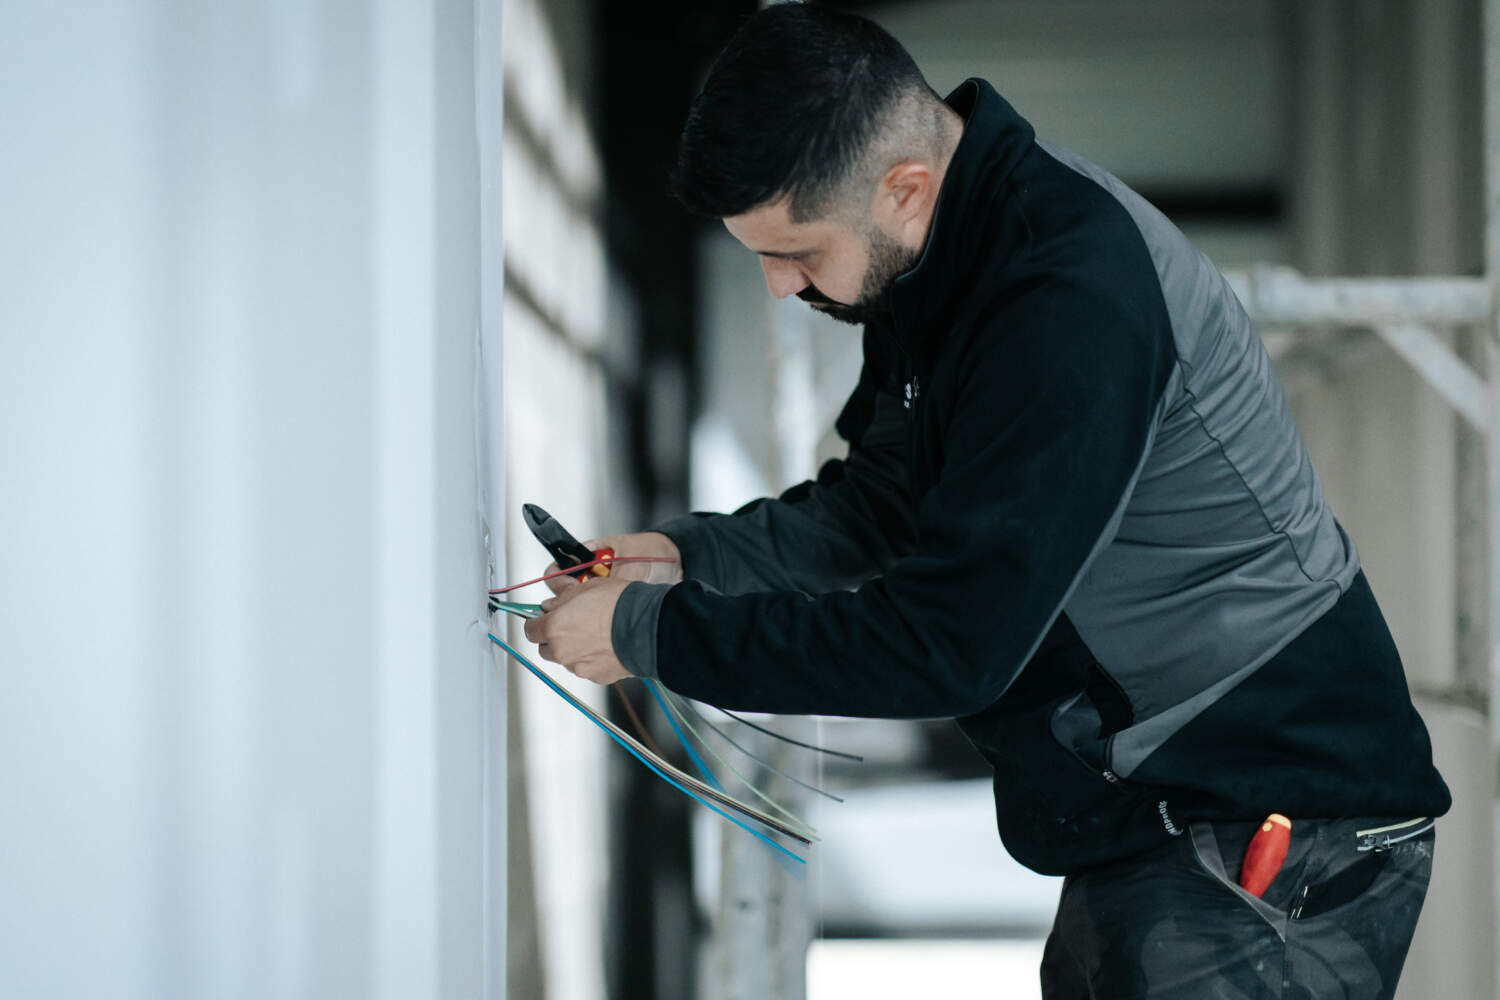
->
xmin=489 ymin=599 xmax=543 ymax=619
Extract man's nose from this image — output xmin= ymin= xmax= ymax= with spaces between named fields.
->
xmin=760 ymin=257 xmax=809 ymax=299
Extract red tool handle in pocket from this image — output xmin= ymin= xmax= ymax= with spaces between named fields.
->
xmin=1238 ymin=813 xmax=1292 ymax=897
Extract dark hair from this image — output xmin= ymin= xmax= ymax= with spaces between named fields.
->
xmin=672 ymin=3 xmax=934 ymax=221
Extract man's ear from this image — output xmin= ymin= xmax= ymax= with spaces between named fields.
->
xmin=873 ymin=161 xmax=934 ymax=248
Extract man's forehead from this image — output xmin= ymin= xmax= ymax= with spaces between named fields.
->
xmin=723 ymin=199 xmax=835 ymax=256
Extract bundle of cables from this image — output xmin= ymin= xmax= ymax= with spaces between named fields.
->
xmin=487 ymin=558 xmax=860 ymax=865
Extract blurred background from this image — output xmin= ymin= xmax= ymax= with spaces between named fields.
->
xmin=2 ymin=0 xmax=1495 ymax=997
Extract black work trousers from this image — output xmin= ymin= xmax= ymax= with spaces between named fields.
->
xmin=1040 ymin=815 xmax=1435 ymax=999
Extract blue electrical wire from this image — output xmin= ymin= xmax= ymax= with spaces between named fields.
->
xmin=487 ymin=633 xmax=805 ymax=864
xmin=652 ymin=683 xmax=818 ymax=838
xmin=643 ymin=678 xmax=723 ymax=792
xmin=489 ymin=595 xmax=718 ymax=790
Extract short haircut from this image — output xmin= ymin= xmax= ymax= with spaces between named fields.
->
xmin=672 ymin=3 xmax=939 ymax=222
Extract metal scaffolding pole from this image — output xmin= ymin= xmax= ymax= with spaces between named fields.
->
xmin=1223 ymin=269 xmax=1492 ymax=326
xmin=1485 ymin=1 xmax=1500 ymax=994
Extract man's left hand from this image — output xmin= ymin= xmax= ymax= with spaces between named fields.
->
xmin=522 ymin=576 xmax=633 ymax=684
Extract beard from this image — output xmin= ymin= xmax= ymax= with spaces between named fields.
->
xmin=796 ymin=226 xmax=920 ymax=327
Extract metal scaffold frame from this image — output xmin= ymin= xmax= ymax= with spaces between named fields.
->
xmin=1225 ymin=0 xmax=1500 ymax=987
xmin=1489 ymin=3 xmax=1500 ymax=992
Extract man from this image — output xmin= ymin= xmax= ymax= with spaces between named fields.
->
xmin=523 ymin=4 xmax=1451 ymax=996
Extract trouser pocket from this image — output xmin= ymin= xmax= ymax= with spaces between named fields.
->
xmin=1283 ymin=818 xmax=1435 ymax=999
xmin=1290 ymin=817 xmax=1434 ymax=921
xmin=1188 ymin=820 xmax=1289 ymax=940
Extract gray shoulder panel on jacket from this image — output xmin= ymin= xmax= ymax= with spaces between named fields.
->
xmin=1036 ymin=140 xmax=1361 ymax=776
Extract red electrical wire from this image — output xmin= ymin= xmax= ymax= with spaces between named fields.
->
xmin=487 ymin=555 xmax=677 ymax=595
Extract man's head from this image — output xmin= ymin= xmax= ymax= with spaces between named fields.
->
xmin=673 ymin=3 xmax=961 ymax=325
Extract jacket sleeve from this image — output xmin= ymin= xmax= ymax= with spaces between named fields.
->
xmin=654 ymin=324 xmax=917 ymax=596
xmin=628 ymin=283 xmax=1175 ymax=718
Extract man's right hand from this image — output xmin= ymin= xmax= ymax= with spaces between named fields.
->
xmin=543 ymin=531 xmax=683 ymax=595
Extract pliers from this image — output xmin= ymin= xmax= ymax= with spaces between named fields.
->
xmin=521 ymin=503 xmax=614 ymax=581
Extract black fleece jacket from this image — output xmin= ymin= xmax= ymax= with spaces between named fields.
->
xmin=613 ymin=80 xmax=1449 ymax=874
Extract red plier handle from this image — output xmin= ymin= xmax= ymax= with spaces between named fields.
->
xmin=585 ymin=546 xmax=615 ymax=579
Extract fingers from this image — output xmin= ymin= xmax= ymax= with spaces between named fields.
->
xmin=520 ymin=613 xmax=561 ymax=670
xmin=516 ymin=578 xmax=625 ymax=683
xmin=522 ymin=594 xmax=577 ymax=661
xmin=543 ymin=561 xmax=582 ymax=596
xmin=539 ymin=582 xmax=586 ymax=614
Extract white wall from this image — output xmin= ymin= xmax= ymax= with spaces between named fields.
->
xmin=0 ymin=2 xmax=506 ymax=997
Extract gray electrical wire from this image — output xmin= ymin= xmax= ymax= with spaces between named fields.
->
xmin=676 ymin=695 xmax=847 ymax=803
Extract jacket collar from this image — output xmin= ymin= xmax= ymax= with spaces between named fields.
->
xmin=886 ymin=79 xmax=1036 ymax=362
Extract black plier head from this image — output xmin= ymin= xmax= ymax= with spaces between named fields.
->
xmin=522 ymin=503 xmax=610 ymax=580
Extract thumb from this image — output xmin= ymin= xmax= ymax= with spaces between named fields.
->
xmin=540 ymin=579 xmax=591 ymax=613
xmin=543 ymin=560 xmax=582 ymax=595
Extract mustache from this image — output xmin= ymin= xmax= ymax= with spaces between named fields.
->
xmin=796 ymin=284 xmax=843 ymax=306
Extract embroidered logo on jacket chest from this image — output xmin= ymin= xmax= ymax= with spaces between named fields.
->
xmin=904 ymin=375 xmax=921 ymax=410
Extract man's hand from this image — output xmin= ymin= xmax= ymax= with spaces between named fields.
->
xmin=523 ymin=576 xmax=633 ymax=684
xmin=542 ymin=531 xmax=683 ymax=594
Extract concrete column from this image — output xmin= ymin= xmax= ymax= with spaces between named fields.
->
xmin=710 ymin=720 xmax=816 ymax=1000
